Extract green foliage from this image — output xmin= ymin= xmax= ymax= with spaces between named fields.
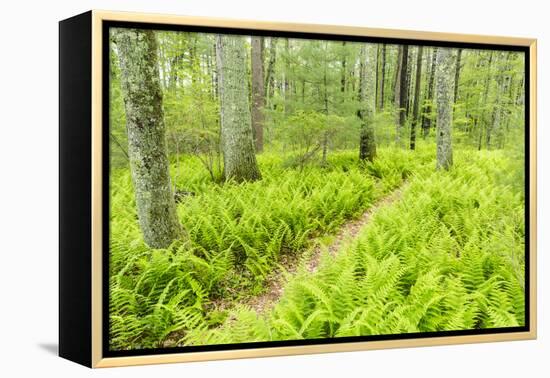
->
xmin=182 ymin=149 xmax=525 ymax=345
xmin=109 ymin=147 xmax=420 ymax=350
xmin=108 ymin=31 xmax=527 ymax=351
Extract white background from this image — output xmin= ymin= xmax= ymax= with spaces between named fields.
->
xmin=0 ymin=0 xmax=547 ymax=376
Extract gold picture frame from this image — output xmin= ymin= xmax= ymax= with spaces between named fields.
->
xmin=59 ymin=9 xmax=537 ymax=368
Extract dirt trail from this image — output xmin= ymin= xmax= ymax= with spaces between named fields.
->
xmin=244 ymin=182 xmax=409 ymax=314
xmin=164 ymin=182 xmax=409 ymax=347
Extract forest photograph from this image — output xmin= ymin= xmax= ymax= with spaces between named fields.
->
xmin=108 ymin=26 xmax=526 ymax=352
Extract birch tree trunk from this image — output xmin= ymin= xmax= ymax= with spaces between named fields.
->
xmin=358 ymin=44 xmax=377 ymax=161
xmin=251 ymin=36 xmax=265 ymax=153
xmin=435 ymin=47 xmax=455 ymax=170
xmin=113 ymin=29 xmax=184 ymax=248
xmin=216 ymin=34 xmax=262 ymax=182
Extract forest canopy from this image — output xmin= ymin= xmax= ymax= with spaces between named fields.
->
xmin=108 ymin=28 xmax=526 ymax=351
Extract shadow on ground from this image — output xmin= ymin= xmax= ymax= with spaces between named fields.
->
xmin=38 ymin=343 xmax=58 ymax=355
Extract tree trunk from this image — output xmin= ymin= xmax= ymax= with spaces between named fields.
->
xmin=379 ymin=44 xmax=387 ymax=110
xmin=397 ymin=45 xmax=409 ymax=143
xmin=405 ymin=48 xmax=413 ymax=117
xmin=410 ymin=46 xmax=423 ymax=150
xmin=453 ymin=48 xmax=463 ymax=103
xmin=251 ymin=36 xmax=265 ymax=153
xmin=435 ymin=47 xmax=454 ymax=170
xmin=113 ymin=29 xmax=184 ymax=248
xmin=322 ymin=43 xmax=330 ymax=165
xmin=421 ymin=47 xmax=437 ymax=138
xmin=358 ymin=44 xmax=377 ymax=161
xmin=283 ymin=38 xmax=291 ymax=114
xmin=216 ymin=34 xmax=262 ymax=182
xmin=393 ymin=45 xmax=403 ymax=107
xmin=265 ymin=37 xmax=277 ymax=105
xmin=487 ymin=52 xmax=510 ymax=148
xmin=375 ymin=44 xmax=380 ymax=107
xmin=341 ymin=41 xmax=347 ymax=93
xmin=477 ymin=51 xmax=494 ymax=150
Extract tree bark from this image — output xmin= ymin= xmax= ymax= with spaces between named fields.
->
xmin=397 ymin=45 xmax=409 ymax=143
xmin=410 ymin=46 xmax=423 ymax=150
xmin=265 ymin=37 xmax=277 ymax=104
xmin=358 ymin=44 xmax=377 ymax=161
xmin=322 ymin=42 xmax=330 ymax=165
xmin=216 ymin=34 xmax=262 ymax=182
xmin=487 ymin=52 xmax=511 ymax=148
xmin=340 ymin=41 xmax=347 ymax=93
xmin=379 ymin=44 xmax=387 ymax=110
xmin=421 ymin=47 xmax=437 ymax=138
xmin=113 ymin=29 xmax=184 ymax=248
xmin=477 ymin=51 xmax=494 ymax=150
xmin=251 ymin=36 xmax=265 ymax=153
xmin=405 ymin=48 xmax=413 ymax=117
xmin=393 ymin=46 xmax=403 ymax=107
xmin=435 ymin=47 xmax=454 ymax=170
xmin=453 ymin=48 xmax=463 ymax=103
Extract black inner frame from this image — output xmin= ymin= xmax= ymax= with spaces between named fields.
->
xmin=102 ymin=20 xmax=531 ymax=358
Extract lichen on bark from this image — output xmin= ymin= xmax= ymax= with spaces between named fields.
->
xmin=112 ymin=28 xmax=184 ymax=248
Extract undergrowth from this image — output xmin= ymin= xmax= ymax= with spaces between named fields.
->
xmin=181 ymin=149 xmax=526 ymax=345
xmin=109 ymin=146 xmax=426 ymax=350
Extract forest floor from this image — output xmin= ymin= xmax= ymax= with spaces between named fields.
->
xmin=237 ymin=181 xmax=409 ymax=315
xmin=111 ymin=148 xmax=526 ymax=350
xmin=162 ymin=180 xmax=410 ymax=347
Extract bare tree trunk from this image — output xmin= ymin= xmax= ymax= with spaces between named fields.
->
xmin=216 ymin=34 xmax=262 ymax=182
xmin=341 ymin=41 xmax=347 ymax=93
xmin=284 ymin=38 xmax=291 ymax=114
xmin=379 ymin=44 xmax=387 ymax=110
xmin=251 ymin=36 xmax=265 ymax=153
xmin=477 ymin=51 xmax=494 ymax=150
xmin=410 ymin=46 xmax=423 ymax=150
xmin=322 ymin=43 xmax=329 ymax=165
xmin=375 ymin=44 xmax=380 ymax=108
xmin=393 ymin=45 xmax=403 ymax=107
xmin=396 ymin=45 xmax=409 ymax=143
xmin=405 ymin=48 xmax=413 ymax=117
xmin=358 ymin=44 xmax=377 ymax=161
xmin=453 ymin=48 xmax=463 ymax=103
xmin=113 ymin=29 xmax=184 ymax=248
xmin=487 ymin=52 xmax=511 ymax=149
xmin=435 ymin=47 xmax=454 ymax=170
xmin=421 ymin=47 xmax=437 ymax=138
xmin=265 ymin=38 xmax=277 ymax=104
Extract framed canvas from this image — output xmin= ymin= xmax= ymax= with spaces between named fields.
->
xmin=59 ymin=10 xmax=537 ymax=368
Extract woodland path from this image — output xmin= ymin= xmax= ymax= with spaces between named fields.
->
xmin=164 ymin=181 xmax=409 ymax=347
xmin=241 ymin=181 xmax=410 ymax=315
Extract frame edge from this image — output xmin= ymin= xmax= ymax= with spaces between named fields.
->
xmin=88 ymin=9 xmax=538 ymax=368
